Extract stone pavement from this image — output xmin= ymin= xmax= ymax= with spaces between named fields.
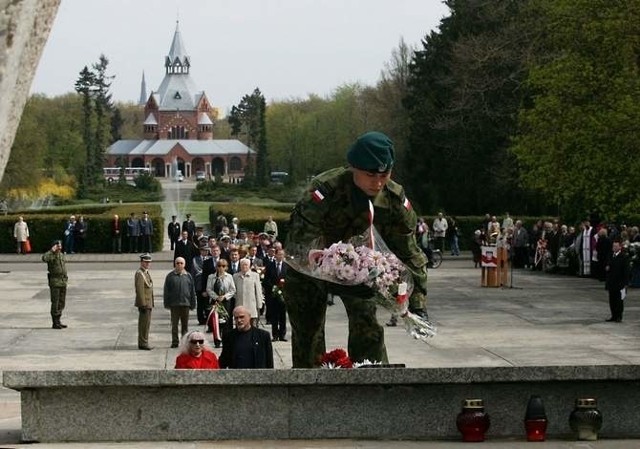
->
xmin=0 ymin=251 xmax=639 ymax=448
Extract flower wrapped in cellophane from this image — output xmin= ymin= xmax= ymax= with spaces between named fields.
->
xmin=287 ymin=225 xmax=436 ymax=340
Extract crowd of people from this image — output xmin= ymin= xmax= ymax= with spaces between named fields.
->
xmin=129 ymin=213 xmax=285 ymax=369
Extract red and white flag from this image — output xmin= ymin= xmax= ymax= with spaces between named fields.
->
xmin=311 ymin=189 xmax=325 ymax=203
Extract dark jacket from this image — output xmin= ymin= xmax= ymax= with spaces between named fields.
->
xmin=606 ymin=251 xmax=630 ymax=291
xmin=163 ymin=270 xmax=196 ymax=309
xmin=219 ymin=327 xmax=274 ymax=369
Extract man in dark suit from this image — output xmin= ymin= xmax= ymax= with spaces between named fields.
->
xmin=167 ymin=215 xmax=181 ymax=251
xmin=227 ymin=249 xmax=242 ymax=275
xmin=263 ymin=248 xmax=288 ymax=341
xmin=605 ymin=239 xmax=630 ymax=322
xmin=139 ymin=211 xmax=154 ymax=253
xmin=174 ymin=231 xmax=197 ymax=273
xmin=219 ymin=306 xmax=273 ymax=369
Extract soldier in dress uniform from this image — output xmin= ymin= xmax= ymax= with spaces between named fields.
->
xmin=284 ymin=131 xmax=429 ymax=367
xmin=134 ymin=253 xmax=154 ymax=350
xmin=167 ymin=215 xmax=181 ymax=251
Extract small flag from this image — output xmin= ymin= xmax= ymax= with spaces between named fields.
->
xmin=311 ymin=189 xmax=325 ymax=203
xmin=403 ymin=197 xmax=412 ymax=210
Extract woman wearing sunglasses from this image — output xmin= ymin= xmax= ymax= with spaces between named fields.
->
xmin=174 ymin=330 xmax=219 ymax=369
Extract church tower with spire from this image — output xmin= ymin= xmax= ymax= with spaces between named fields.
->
xmin=142 ymin=21 xmax=216 ymax=141
xmin=138 ymin=71 xmax=147 ymax=105
xmin=107 ymin=21 xmax=251 ymax=181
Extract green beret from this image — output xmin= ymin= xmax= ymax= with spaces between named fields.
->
xmin=347 ymin=131 xmax=395 ymax=173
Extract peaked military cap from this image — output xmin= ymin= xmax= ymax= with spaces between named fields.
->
xmin=139 ymin=253 xmax=152 ymax=261
xmin=347 ymin=131 xmax=395 ymax=173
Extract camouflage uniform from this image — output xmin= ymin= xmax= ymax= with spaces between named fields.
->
xmin=284 ymin=167 xmax=428 ymax=367
xmin=42 ymin=248 xmax=68 ymax=328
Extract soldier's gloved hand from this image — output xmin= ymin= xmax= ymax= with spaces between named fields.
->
xmin=328 ymin=283 xmax=374 ymax=299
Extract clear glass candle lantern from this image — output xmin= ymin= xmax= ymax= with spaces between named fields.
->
xmin=569 ymin=398 xmax=603 ymax=441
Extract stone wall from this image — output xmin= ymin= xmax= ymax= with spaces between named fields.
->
xmin=4 ymin=366 xmax=640 ymax=442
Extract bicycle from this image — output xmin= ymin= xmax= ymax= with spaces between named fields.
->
xmin=428 ymin=249 xmax=443 ymax=269
xmin=420 ymin=236 xmax=443 ymax=269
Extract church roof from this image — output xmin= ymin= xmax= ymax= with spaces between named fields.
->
xmin=153 ymin=22 xmax=202 ymax=111
xmin=153 ymin=75 xmax=202 ymax=111
xmin=143 ymin=113 xmax=158 ymax=125
xmin=167 ymin=21 xmax=190 ymax=68
xmin=197 ymin=113 xmax=213 ymax=125
xmin=108 ymin=139 xmax=255 ymax=157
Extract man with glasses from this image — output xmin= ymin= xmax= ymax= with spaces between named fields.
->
xmin=134 ymin=253 xmax=154 ymax=350
xmin=163 ymin=257 xmax=196 ymax=348
xmin=219 ymin=306 xmax=273 ymax=369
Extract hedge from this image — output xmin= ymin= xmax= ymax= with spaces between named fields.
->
xmin=1 ymin=204 xmax=164 ymax=254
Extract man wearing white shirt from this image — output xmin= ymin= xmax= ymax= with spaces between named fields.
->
xmin=432 ymin=212 xmax=448 ymax=252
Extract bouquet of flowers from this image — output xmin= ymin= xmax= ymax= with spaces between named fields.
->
xmin=272 ymin=278 xmax=286 ymax=304
xmin=626 ymin=242 xmax=640 ymax=268
xmin=319 ymin=348 xmax=382 ymax=369
xmin=289 ymin=225 xmax=436 ymax=340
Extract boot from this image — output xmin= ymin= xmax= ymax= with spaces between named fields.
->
xmin=52 ymin=316 xmax=67 ymax=329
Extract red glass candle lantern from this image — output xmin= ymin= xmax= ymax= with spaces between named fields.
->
xmin=524 ymin=395 xmax=548 ymax=441
xmin=456 ymin=398 xmax=491 ymax=442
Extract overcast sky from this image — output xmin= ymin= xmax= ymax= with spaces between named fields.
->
xmin=31 ymin=0 xmax=449 ymax=115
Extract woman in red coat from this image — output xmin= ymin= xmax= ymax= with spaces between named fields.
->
xmin=175 ymin=330 xmax=219 ymax=369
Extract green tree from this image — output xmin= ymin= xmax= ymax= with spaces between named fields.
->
xmin=74 ymin=65 xmax=96 ymax=197
xmin=228 ymin=88 xmax=268 ymax=186
xmin=74 ymin=54 xmax=116 ymax=197
xmin=512 ymin=0 xmax=640 ymax=221
xmin=405 ymin=0 xmax=540 ymax=215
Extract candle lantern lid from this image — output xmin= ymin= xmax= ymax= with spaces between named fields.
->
xmin=525 ymin=395 xmax=547 ymax=420
xmin=575 ymin=398 xmax=598 ymax=409
xmin=462 ymin=399 xmax=485 ymax=409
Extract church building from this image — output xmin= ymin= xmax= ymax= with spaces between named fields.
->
xmin=106 ymin=22 xmax=254 ymax=180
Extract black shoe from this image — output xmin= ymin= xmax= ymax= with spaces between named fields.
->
xmin=279 ymin=337 xmax=288 ymax=342
xmin=58 ymin=323 xmax=68 ymax=328
xmin=272 ymin=337 xmax=279 ymax=342
xmin=52 ymin=323 xmax=63 ymax=329
xmin=138 ymin=346 xmax=152 ymax=350
xmin=171 ymin=343 xmax=178 ymax=348
xmin=385 ymin=320 xmax=397 ymax=327
xmin=605 ymin=317 xmax=615 ymax=322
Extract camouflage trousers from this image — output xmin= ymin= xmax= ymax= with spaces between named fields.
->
xmin=284 ymin=268 xmax=388 ymax=368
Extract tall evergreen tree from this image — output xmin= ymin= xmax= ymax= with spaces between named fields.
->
xmin=74 ymin=55 xmax=115 ymax=197
xmin=228 ymin=88 xmax=268 ymax=186
xmin=74 ymin=65 xmax=96 ymax=198
xmin=92 ymin=55 xmax=114 ymax=186
xmin=405 ymin=0 xmax=540 ymax=215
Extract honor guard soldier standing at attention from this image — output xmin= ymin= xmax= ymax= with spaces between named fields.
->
xmin=42 ymin=240 xmax=69 ymax=329
xmin=284 ymin=131 xmax=429 ymax=367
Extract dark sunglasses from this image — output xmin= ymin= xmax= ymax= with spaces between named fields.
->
xmin=190 ymin=339 xmax=204 ymax=345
